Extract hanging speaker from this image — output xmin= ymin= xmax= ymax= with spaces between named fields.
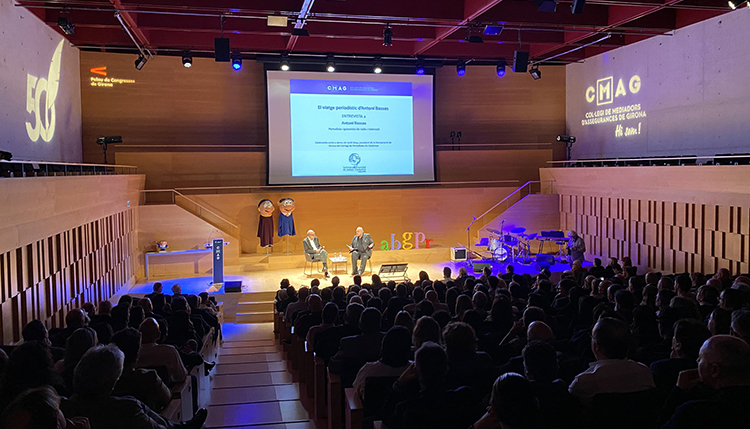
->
xmin=513 ymin=51 xmax=529 ymax=73
xmin=214 ymin=38 xmax=230 ymax=62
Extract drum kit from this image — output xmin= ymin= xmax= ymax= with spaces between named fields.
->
xmin=484 ymin=226 xmax=535 ymax=264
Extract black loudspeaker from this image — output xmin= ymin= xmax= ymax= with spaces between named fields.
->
xmin=513 ymin=51 xmax=529 ymax=73
xmin=225 ymin=280 xmax=242 ymax=293
xmin=214 ymin=38 xmax=230 ymax=62
xmin=473 ymin=262 xmax=491 ymax=273
xmin=536 ymin=254 xmax=556 ymax=269
xmin=571 ymin=0 xmax=586 ymax=14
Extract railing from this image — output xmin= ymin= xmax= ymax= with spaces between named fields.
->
xmin=0 ymin=159 xmax=138 ymax=177
xmin=548 ymin=153 xmax=750 ymax=167
xmin=141 ymin=189 xmax=240 ymax=238
xmin=465 ymin=180 xmax=557 ymax=253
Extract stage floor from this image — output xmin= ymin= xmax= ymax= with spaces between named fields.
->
xmin=125 ymin=256 xmax=590 ymax=296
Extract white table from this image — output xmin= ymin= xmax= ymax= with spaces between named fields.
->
xmin=328 ymin=255 xmax=348 ymax=274
xmin=145 ymin=249 xmax=211 ymax=279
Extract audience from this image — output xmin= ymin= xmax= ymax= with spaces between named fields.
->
xmin=353 ymin=326 xmax=412 ymax=400
xmin=111 ymin=328 xmax=171 ymax=412
xmin=136 ymin=318 xmax=188 ymax=384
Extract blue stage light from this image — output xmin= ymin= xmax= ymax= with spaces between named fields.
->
xmin=231 ymin=55 xmax=242 ymax=70
xmin=496 ymin=59 xmax=506 ymax=77
xmin=457 ymin=60 xmax=466 ymax=76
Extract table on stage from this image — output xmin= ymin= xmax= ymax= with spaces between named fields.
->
xmin=144 ymin=249 xmax=211 ymax=279
xmin=328 ymin=255 xmax=348 ymax=274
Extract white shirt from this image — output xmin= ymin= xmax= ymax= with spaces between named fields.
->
xmin=353 ymin=360 xmax=411 ymax=400
xmin=308 ymin=237 xmax=318 ymax=251
xmin=136 ymin=342 xmax=188 ymax=384
xmin=568 ymin=358 xmax=655 ymax=405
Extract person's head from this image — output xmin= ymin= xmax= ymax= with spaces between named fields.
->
xmin=455 ymin=294 xmax=473 ymax=318
xmin=186 ymin=294 xmax=200 ymax=310
xmin=0 ymin=386 xmax=67 ymax=429
xmin=443 ymin=266 xmax=452 ymax=278
xmin=594 ymin=258 xmax=602 ymax=267
xmin=152 ymin=282 xmax=163 ymax=293
xmin=527 ymin=321 xmax=554 ymax=343
xmin=697 ymin=285 xmax=720 ymax=306
xmin=413 ymin=316 xmax=441 ymax=347
xmin=472 ymin=291 xmax=488 ymax=311
xmin=523 ymin=340 xmax=559 ymax=383
xmin=658 ymin=277 xmax=675 ymax=291
xmin=139 ymin=317 xmax=161 ymax=344
xmin=415 ymin=300 xmax=435 ymax=320
xmin=672 ymin=319 xmax=711 ymax=360
xmin=65 ymin=309 xmax=87 ymax=329
xmin=675 ymin=274 xmax=692 ymax=295
xmin=82 ymin=302 xmax=95 ymax=317
xmin=415 ymin=342 xmax=448 ymax=391
xmin=73 ymin=344 xmax=124 ymax=397
xmin=98 ymin=300 xmax=113 ymax=316
xmin=355 ymin=227 xmax=364 ymax=238
xmin=730 ymin=309 xmax=750 ymax=344
xmin=170 ymin=283 xmax=182 ymax=295
xmin=296 ymin=286 xmax=310 ymax=303
xmin=697 ymin=335 xmax=750 ymax=390
xmin=317 ymin=302 xmax=336 ymax=325
xmin=111 ymin=327 xmax=142 ymax=368
xmin=657 ymin=289 xmax=676 ymax=309
xmin=522 ymin=306 xmax=546 ymax=328
xmin=199 ymin=292 xmax=210 ymax=305
xmin=645 ymin=272 xmax=661 ymax=286
xmin=557 ymin=278 xmax=576 ymax=297
xmin=306 ymin=229 xmax=316 ymax=240
xmin=614 ymin=289 xmax=635 ymax=312
xmin=592 ymin=317 xmax=631 ymax=360
xmin=22 ymin=320 xmax=50 ymax=345
xmin=6 ymin=342 xmax=55 ymax=395
xmin=118 ymin=295 xmax=133 ymax=308
xmin=307 ymin=294 xmax=323 ymax=313
xmin=129 ymin=305 xmax=145 ymax=329
xmin=443 ymin=322 xmax=477 ymax=361
xmin=567 ymin=230 xmax=578 ymax=239
xmin=137 ymin=297 xmax=153 ymax=314
xmin=344 ymin=302 xmax=365 ymax=327
xmin=280 ymin=278 xmax=290 ymax=289
xmin=64 ymin=327 xmax=99 ymax=373
xmin=424 ymin=290 xmax=439 ymax=305
xmin=352 ymin=275 xmax=362 ymax=286
xmin=380 ymin=326 xmax=412 ymax=368
xmin=720 ymin=288 xmax=744 ymax=311
xmin=394 ymin=310 xmax=414 ymax=332
xmin=418 ymin=271 xmax=430 ymax=282
xmin=171 ymin=296 xmax=189 ymax=313
xmin=709 ymin=307 xmax=732 ymax=336
xmin=488 ymin=373 xmax=539 ymax=428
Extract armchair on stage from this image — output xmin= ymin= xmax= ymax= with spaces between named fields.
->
xmin=303 ymin=251 xmax=322 ymax=276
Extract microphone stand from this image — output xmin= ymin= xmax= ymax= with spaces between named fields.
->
xmin=466 ymin=216 xmax=478 ymax=266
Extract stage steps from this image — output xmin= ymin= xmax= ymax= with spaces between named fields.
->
xmin=235 ymin=291 xmax=276 ymax=324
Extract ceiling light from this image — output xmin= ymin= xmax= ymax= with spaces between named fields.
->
xmin=326 ymin=56 xmax=335 ymax=72
xmin=383 ymin=26 xmax=393 ymax=46
xmin=484 ymin=25 xmax=503 ymax=35
xmin=415 ymin=60 xmax=425 ymax=75
xmin=134 ymin=54 xmax=147 ymax=70
xmin=529 ymin=65 xmax=542 ymax=80
xmin=373 ymin=58 xmax=382 ymax=74
xmin=456 ymin=60 xmax=466 ymax=76
xmin=281 ymin=60 xmax=290 ymax=71
xmin=231 ymin=54 xmax=242 ymax=70
xmin=496 ymin=59 xmax=506 ymax=77
xmin=291 ymin=28 xmax=310 ymax=36
xmin=57 ymin=16 xmax=75 ymax=35
xmin=728 ymin=0 xmax=737 ymax=8
xmin=267 ymin=15 xmax=287 ymax=27
xmin=182 ymin=52 xmax=192 ymax=68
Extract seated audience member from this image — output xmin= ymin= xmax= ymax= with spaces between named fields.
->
xmin=569 ymin=317 xmax=655 ymax=405
xmin=307 ymin=302 xmax=338 ymax=346
xmin=197 ymin=292 xmax=218 ymax=317
xmin=394 ymin=310 xmax=415 ymax=332
xmin=89 ymin=300 xmax=114 ymax=344
xmin=110 ymin=303 xmax=130 ymax=333
xmin=61 ymin=345 xmax=207 ymax=429
xmin=284 ymin=286 xmax=310 ymax=324
xmin=51 ymin=309 xmax=88 ymax=348
xmin=425 ymin=290 xmax=449 ymax=313
xmin=138 ymin=298 xmax=164 ymax=321
xmin=276 ymin=284 xmax=297 ymax=313
xmin=145 ymin=282 xmax=169 ymax=315
xmin=498 ymin=321 xmax=554 ymax=376
xmin=60 ymin=327 xmax=99 ymax=391
xmin=353 ymin=326 xmax=412 ymax=400
xmin=170 ymin=297 xmax=208 ymax=341
xmin=129 ymin=306 xmax=146 ymax=330
xmin=329 ymin=307 xmax=384 ymax=376
xmin=650 ymin=319 xmax=711 ymax=395
xmin=0 ymin=385 xmax=90 ymax=429
xmin=294 ymin=294 xmax=323 ymax=339
xmin=658 ymin=277 xmax=675 ymax=292
xmin=719 ymin=288 xmax=744 ymax=312
xmin=708 ymin=307 xmax=732 ymax=336
xmin=186 ymin=294 xmax=219 ymax=335
xmin=314 ymin=302 xmax=364 ymax=363
xmin=442 ymin=266 xmax=454 ymax=283
xmin=523 ymin=341 xmax=582 ymax=429
xmin=443 ymin=322 xmax=494 ymax=394
xmin=137 ymin=318 xmax=188 ymax=384
xmin=2 ymin=342 xmax=67 ymax=404
xmin=389 ymin=342 xmax=480 ymax=429
xmin=589 ymin=258 xmax=608 ymax=279
xmin=171 ymin=284 xmax=184 ymax=300
xmin=111 ymin=328 xmax=171 ymax=411
xmin=696 ymin=285 xmax=719 ymax=322
xmin=662 ymin=335 xmax=750 ymax=429
xmin=730 ymin=309 xmax=750 ymax=344
xmin=413 ymin=316 xmax=442 ymax=348
xmin=22 ymin=319 xmax=64 ymax=361
xmin=471 ymin=373 xmax=540 ymax=429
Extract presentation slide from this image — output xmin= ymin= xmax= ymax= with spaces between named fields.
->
xmin=267 ymin=71 xmax=434 ymax=185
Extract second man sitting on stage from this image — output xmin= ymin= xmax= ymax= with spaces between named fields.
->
xmin=347 ymin=226 xmax=374 ymax=276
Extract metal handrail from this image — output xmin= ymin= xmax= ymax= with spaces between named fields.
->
xmin=173 ymin=180 xmax=519 ymax=194
xmin=141 ymin=189 xmax=240 ymax=237
xmin=547 ymin=154 xmax=750 ymax=166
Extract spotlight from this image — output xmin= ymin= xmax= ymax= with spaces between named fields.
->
xmin=280 ymin=59 xmax=290 ymax=71
xmin=326 ymin=56 xmax=335 ymax=72
xmin=456 ymin=60 xmax=466 ymax=76
xmin=496 ymin=59 xmax=506 ymax=77
xmin=291 ymin=28 xmax=310 ymax=36
xmin=57 ymin=16 xmax=75 ymax=35
xmin=134 ymin=54 xmax=147 ymax=70
xmin=383 ymin=26 xmax=393 ymax=46
xmin=529 ymin=65 xmax=542 ymax=80
xmin=373 ymin=58 xmax=382 ymax=74
xmin=483 ymin=25 xmax=503 ymax=35
xmin=465 ymin=35 xmax=484 ymax=43
xmin=182 ymin=52 xmax=192 ymax=68
xmin=556 ymin=135 xmax=576 ymax=143
xmin=415 ymin=61 xmax=425 ymax=75
xmin=231 ymin=54 xmax=242 ymax=70
xmin=728 ymin=0 xmax=738 ymax=8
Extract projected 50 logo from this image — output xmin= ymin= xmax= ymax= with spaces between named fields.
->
xmin=26 ymin=40 xmax=64 ymax=142
xmin=586 ymin=75 xmax=641 ymax=106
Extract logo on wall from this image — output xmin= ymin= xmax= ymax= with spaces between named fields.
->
xmin=580 ymin=73 xmax=647 ymax=138
xmin=89 ymin=66 xmax=136 ymax=88
xmin=585 ymin=75 xmax=642 ymax=106
xmin=26 ymin=40 xmax=64 ymax=143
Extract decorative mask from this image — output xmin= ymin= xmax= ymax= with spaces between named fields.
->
xmin=258 ymin=199 xmax=275 ymax=217
xmin=278 ymin=198 xmax=295 ymax=216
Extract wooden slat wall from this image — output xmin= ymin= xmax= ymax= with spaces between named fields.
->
xmin=542 ymin=166 xmax=750 ymax=275
xmin=0 ymin=209 xmax=137 ymax=343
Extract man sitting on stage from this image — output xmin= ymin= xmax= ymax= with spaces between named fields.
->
xmin=348 ymin=226 xmax=374 ymax=276
xmin=303 ymin=230 xmax=329 ymax=278
xmin=567 ymin=230 xmax=586 ymax=265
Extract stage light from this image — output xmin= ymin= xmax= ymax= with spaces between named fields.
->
xmin=496 ymin=59 xmax=506 ymax=77
xmin=326 ymin=56 xmax=335 ymax=72
xmin=383 ymin=26 xmax=393 ymax=46
xmin=231 ymin=54 xmax=242 ymax=70
xmin=556 ymin=135 xmax=576 ymax=143
xmin=134 ymin=54 xmax=147 ymax=70
xmin=456 ymin=60 xmax=466 ymax=76
xmin=529 ymin=65 xmax=541 ymax=80
xmin=57 ymin=16 xmax=75 ymax=35
xmin=280 ymin=60 xmax=290 ymax=71
xmin=484 ymin=25 xmax=503 ymax=35
xmin=728 ymin=0 xmax=738 ymax=8
xmin=415 ymin=61 xmax=425 ymax=75
xmin=373 ymin=58 xmax=382 ymax=74
xmin=182 ymin=52 xmax=192 ymax=68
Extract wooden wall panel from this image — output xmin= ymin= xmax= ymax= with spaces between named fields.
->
xmin=541 ymin=166 xmax=750 ymax=275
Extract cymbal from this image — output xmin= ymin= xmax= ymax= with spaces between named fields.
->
xmin=486 ymin=228 xmax=502 ymax=235
xmin=510 ymin=227 xmax=527 ymax=234
xmin=526 ymin=233 xmax=538 ymax=240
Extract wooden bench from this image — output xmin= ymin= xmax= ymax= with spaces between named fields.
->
xmin=345 ymin=387 xmax=364 ymax=429
xmin=328 ymin=371 xmax=342 ymax=429
xmin=314 ymin=354 xmax=327 ymax=419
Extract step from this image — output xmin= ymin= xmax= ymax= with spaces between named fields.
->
xmin=237 ymin=301 xmax=275 ymax=313
xmin=236 ymin=312 xmax=275 ymax=323
xmin=237 ymin=291 xmax=278 ymax=302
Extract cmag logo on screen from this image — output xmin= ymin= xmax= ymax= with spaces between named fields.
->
xmin=326 ymin=85 xmax=347 ymax=92
xmin=585 ymin=75 xmax=641 ymax=106
xmin=26 ymin=40 xmax=65 ymax=143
